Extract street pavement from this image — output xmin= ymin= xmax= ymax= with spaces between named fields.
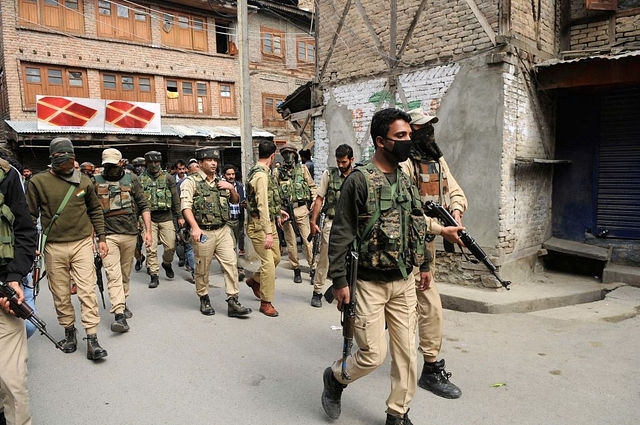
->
xmin=25 ymin=253 xmax=640 ymax=425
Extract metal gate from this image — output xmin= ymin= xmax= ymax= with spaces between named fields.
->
xmin=596 ymin=87 xmax=640 ymax=239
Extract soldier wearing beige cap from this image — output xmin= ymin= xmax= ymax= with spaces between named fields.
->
xmin=95 ymin=148 xmax=152 ymax=333
xmin=401 ymin=108 xmax=466 ymax=399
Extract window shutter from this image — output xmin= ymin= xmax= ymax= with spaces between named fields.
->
xmin=586 ymin=0 xmax=617 ymax=10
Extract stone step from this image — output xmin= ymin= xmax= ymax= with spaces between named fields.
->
xmin=542 ymin=237 xmax=611 ymax=261
xmin=603 ymin=264 xmax=640 ymax=287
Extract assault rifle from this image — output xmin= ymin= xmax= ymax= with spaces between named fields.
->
xmin=324 ymin=250 xmax=359 ymax=380
xmin=282 ymin=198 xmax=301 ymax=238
xmin=31 ymin=232 xmax=45 ymax=298
xmin=0 ymin=281 xmax=63 ymax=350
xmin=93 ymin=241 xmax=106 ymax=309
xmin=423 ymin=201 xmax=511 ymax=290
xmin=307 ymin=213 xmax=325 ymax=279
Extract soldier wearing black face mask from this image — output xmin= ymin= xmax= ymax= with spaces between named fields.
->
xmin=400 ymin=108 xmax=467 ymax=400
xmin=95 ymin=149 xmax=152 ymax=332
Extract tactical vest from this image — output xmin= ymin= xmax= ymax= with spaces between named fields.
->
xmin=141 ymin=171 xmax=172 ymax=211
xmin=246 ymin=165 xmax=282 ymax=220
xmin=0 ymin=159 xmax=15 ymax=266
xmin=190 ymin=174 xmax=230 ymax=226
xmin=414 ymin=160 xmax=452 ymax=208
xmin=278 ymin=165 xmax=312 ymax=203
xmin=94 ymin=171 xmax=134 ymax=217
xmin=356 ymin=163 xmax=428 ymax=276
xmin=322 ymin=167 xmax=344 ymax=219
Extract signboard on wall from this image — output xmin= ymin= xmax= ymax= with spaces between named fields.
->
xmin=36 ymin=96 xmax=162 ymax=132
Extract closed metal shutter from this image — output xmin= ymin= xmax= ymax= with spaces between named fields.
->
xmin=596 ymin=87 xmax=640 ymax=239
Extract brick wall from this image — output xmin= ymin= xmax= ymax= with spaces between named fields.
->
xmin=569 ymin=1 xmax=640 ymax=51
xmin=511 ymin=0 xmax=557 ymax=54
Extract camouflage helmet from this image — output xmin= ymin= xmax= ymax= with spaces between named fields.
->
xmin=144 ymin=151 xmax=162 ymax=163
xmin=279 ymin=144 xmax=298 ymax=154
xmin=132 ymin=157 xmax=145 ymax=166
xmin=80 ymin=161 xmax=95 ymax=173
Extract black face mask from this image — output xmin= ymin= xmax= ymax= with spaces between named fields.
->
xmin=103 ymin=165 xmax=124 ymax=181
xmin=384 ymin=138 xmax=413 ymax=163
xmin=411 ymin=126 xmax=443 ymax=161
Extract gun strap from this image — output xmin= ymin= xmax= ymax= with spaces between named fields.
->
xmin=41 ymin=184 xmax=76 ymax=248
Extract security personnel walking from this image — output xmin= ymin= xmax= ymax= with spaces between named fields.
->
xmin=79 ymin=162 xmax=95 ymax=179
xmin=0 ymin=157 xmax=37 ymax=425
xmin=309 ymin=144 xmax=354 ymax=308
xmin=140 ymin=151 xmax=184 ymax=288
xmin=180 ymin=147 xmax=251 ymax=317
xmin=26 ymin=137 xmax=109 ymax=361
xmin=245 ymin=141 xmax=288 ymax=317
xmin=321 ymin=109 xmax=432 ymax=425
xmin=275 ymin=144 xmax=316 ymax=283
xmin=94 ymin=149 xmax=152 ymax=332
xmin=400 ymin=108 xmax=465 ymax=399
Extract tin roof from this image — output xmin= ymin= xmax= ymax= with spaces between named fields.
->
xmin=535 ymin=49 xmax=640 ymax=69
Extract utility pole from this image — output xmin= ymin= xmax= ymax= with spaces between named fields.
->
xmin=238 ymin=0 xmax=252 ymax=184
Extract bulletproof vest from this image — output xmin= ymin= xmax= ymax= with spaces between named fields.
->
xmin=246 ymin=165 xmax=282 ymax=220
xmin=415 ymin=160 xmax=452 ymax=208
xmin=140 ymin=171 xmax=172 ymax=211
xmin=94 ymin=171 xmax=134 ymax=217
xmin=277 ymin=165 xmax=312 ymax=203
xmin=0 ymin=159 xmax=15 ymax=266
xmin=322 ymin=167 xmax=344 ymax=219
xmin=190 ymin=174 xmax=230 ymax=226
xmin=357 ymin=163 xmax=427 ymax=275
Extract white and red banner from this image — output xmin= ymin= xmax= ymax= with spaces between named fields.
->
xmin=37 ymin=96 xmax=161 ymax=132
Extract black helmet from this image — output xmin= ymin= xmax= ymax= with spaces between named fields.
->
xmin=144 ymin=151 xmax=162 ymax=162
xmin=132 ymin=157 xmax=145 ymax=166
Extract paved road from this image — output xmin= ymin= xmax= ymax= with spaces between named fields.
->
xmin=25 ymin=255 xmax=640 ymax=425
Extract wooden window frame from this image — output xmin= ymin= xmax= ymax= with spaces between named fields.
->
xmin=18 ymin=0 xmax=85 ymax=34
xmin=160 ymin=9 xmax=208 ymax=52
xmin=96 ymin=0 xmax=151 ymax=42
xmin=218 ymin=83 xmax=236 ymax=116
xmin=100 ymin=72 xmax=156 ymax=102
xmin=262 ymin=93 xmax=286 ymax=128
xmin=21 ymin=63 xmax=88 ymax=108
xmin=165 ymin=78 xmax=210 ymax=115
xmin=297 ymin=38 xmax=315 ymax=64
xmin=261 ymin=26 xmax=285 ymax=61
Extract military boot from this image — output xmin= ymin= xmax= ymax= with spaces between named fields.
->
xmin=134 ymin=254 xmax=145 ymax=272
xmin=418 ymin=359 xmax=462 ymax=399
xmin=321 ymin=367 xmax=346 ymax=420
xmin=311 ymin=292 xmax=322 ymax=308
xmin=110 ymin=313 xmax=130 ymax=333
xmin=123 ymin=304 xmax=133 ymax=319
xmin=385 ymin=409 xmax=413 ymax=425
xmin=238 ymin=269 xmax=246 ymax=281
xmin=162 ymin=262 xmax=175 ymax=278
xmin=293 ymin=268 xmax=302 ymax=283
xmin=199 ymin=295 xmax=215 ymax=316
xmin=85 ymin=334 xmax=108 ymax=360
xmin=227 ymin=296 xmax=252 ymax=317
xmin=149 ymin=274 xmax=159 ymax=288
xmin=59 ymin=325 xmax=77 ymax=353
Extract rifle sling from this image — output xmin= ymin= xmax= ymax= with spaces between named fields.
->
xmin=41 ymin=184 xmax=76 ymax=249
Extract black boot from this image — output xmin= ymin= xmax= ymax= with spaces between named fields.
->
xmin=321 ymin=367 xmax=346 ymax=420
xmin=162 ymin=262 xmax=175 ymax=278
xmin=385 ymin=409 xmax=413 ymax=425
xmin=227 ymin=296 xmax=252 ymax=317
xmin=200 ymin=295 xmax=215 ymax=316
xmin=149 ymin=274 xmax=159 ymax=288
xmin=238 ymin=269 xmax=246 ymax=281
xmin=85 ymin=334 xmax=108 ymax=360
xmin=110 ymin=313 xmax=130 ymax=333
xmin=311 ymin=292 xmax=322 ymax=308
xmin=293 ymin=268 xmax=302 ymax=283
xmin=418 ymin=359 xmax=462 ymax=399
xmin=123 ymin=304 xmax=133 ymax=319
xmin=134 ymin=254 xmax=145 ymax=272
xmin=59 ymin=325 xmax=77 ymax=353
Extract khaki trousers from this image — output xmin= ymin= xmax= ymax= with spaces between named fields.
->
xmin=331 ymin=274 xmax=418 ymax=417
xmin=103 ymin=234 xmax=137 ymax=315
xmin=413 ymin=243 xmax=444 ymax=362
xmin=146 ymin=220 xmax=175 ymax=275
xmin=282 ymin=205 xmax=312 ymax=268
xmin=0 ymin=310 xmax=31 ymax=425
xmin=226 ymin=219 xmax=244 ymax=271
xmin=246 ymin=219 xmax=280 ymax=302
xmin=45 ymin=236 xmax=100 ymax=334
xmin=193 ymin=226 xmax=239 ymax=298
xmin=312 ymin=218 xmax=332 ymax=294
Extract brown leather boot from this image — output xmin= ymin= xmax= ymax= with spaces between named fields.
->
xmin=259 ymin=301 xmax=279 ymax=317
xmin=246 ymin=278 xmax=261 ymax=300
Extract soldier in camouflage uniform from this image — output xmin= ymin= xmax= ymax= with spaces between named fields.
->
xmin=94 ymin=149 xmax=152 ymax=333
xmin=245 ymin=141 xmax=289 ymax=317
xmin=400 ymin=108 xmax=466 ymax=399
xmin=140 ymin=151 xmax=184 ymax=288
xmin=274 ymin=144 xmax=316 ymax=283
xmin=131 ymin=157 xmax=147 ymax=272
xmin=180 ymin=147 xmax=251 ymax=318
xmin=321 ymin=109 xmax=433 ymax=425
xmin=309 ymin=144 xmax=355 ymax=308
